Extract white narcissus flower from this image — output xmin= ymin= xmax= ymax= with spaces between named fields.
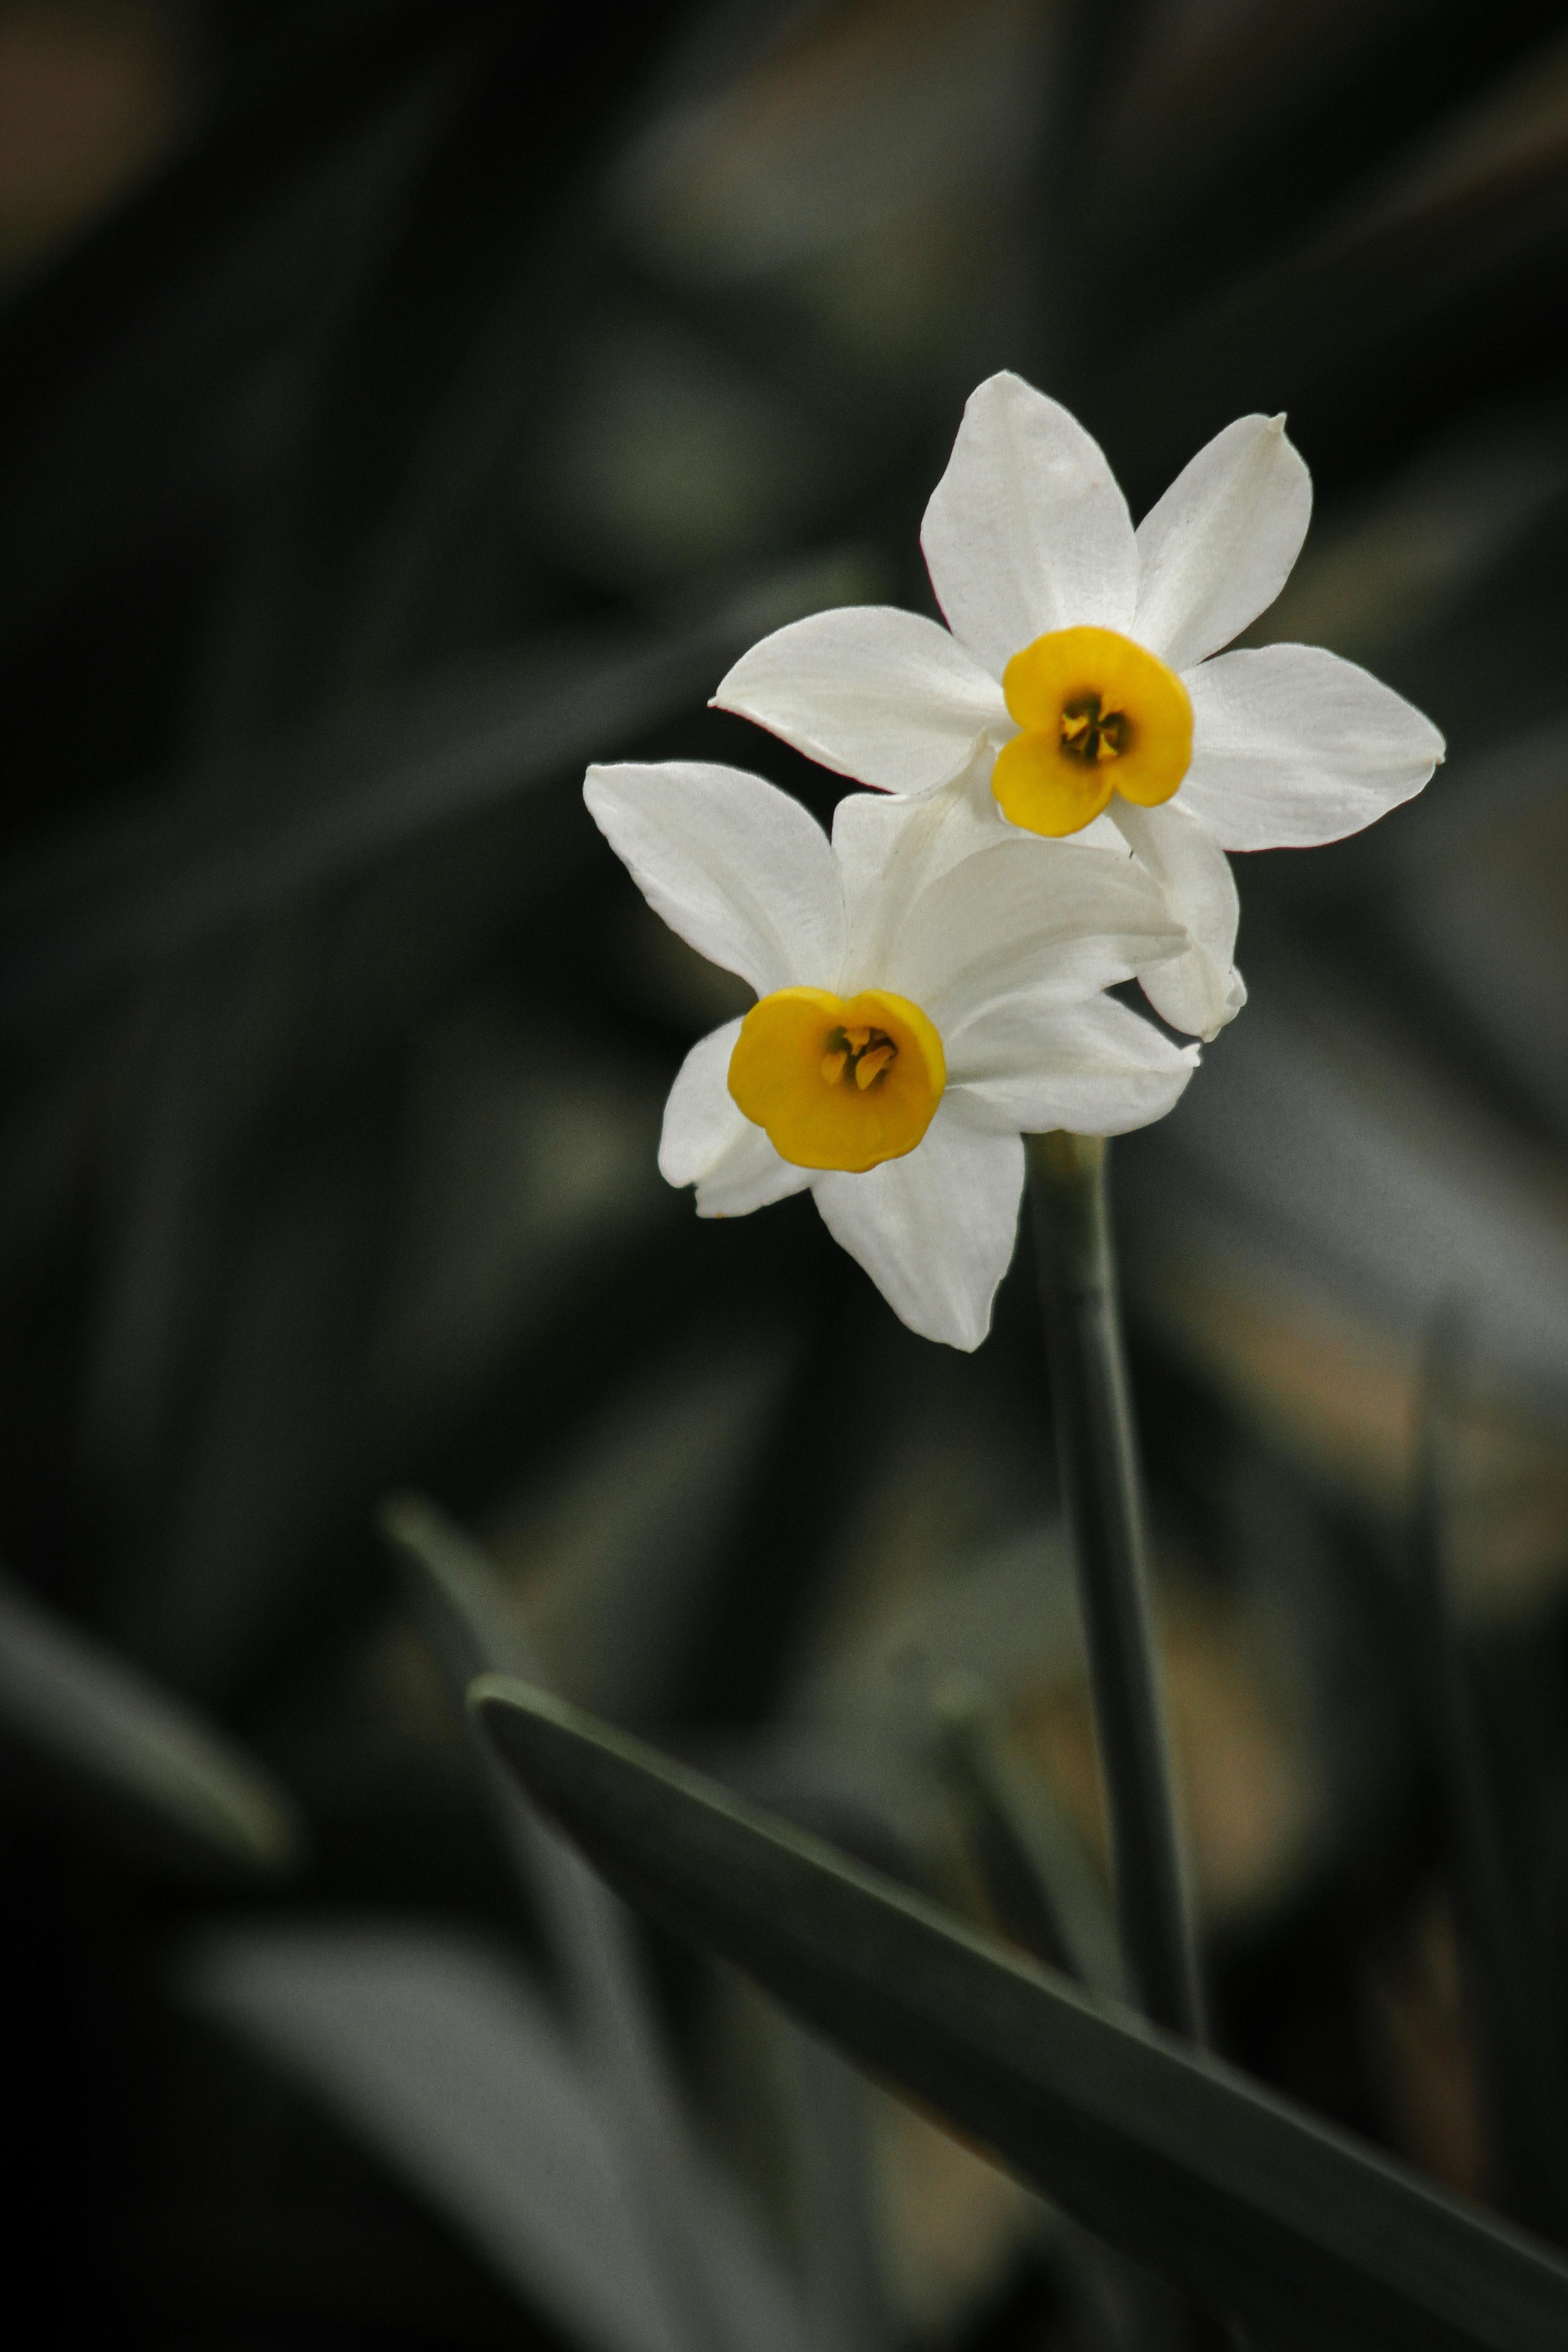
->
xmin=711 ymin=372 xmax=1446 ymax=1042
xmin=585 ymin=760 xmax=1197 ymax=1350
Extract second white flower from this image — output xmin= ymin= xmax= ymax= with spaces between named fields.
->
xmin=586 ymin=759 xmax=1198 ymax=1350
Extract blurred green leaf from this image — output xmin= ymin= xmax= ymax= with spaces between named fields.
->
xmin=1120 ymin=935 xmax=1568 ymax=1444
xmin=0 ymin=7 xmax=478 ymax=651
xmin=0 ymin=1569 xmax=301 ymax=1875
xmin=181 ymin=1921 xmax=701 ymax=2352
xmin=774 ymin=2021 xmax=892 ymax=2352
xmin=474 ymin=1674 xmax=1568 ymax=2352
xmin=380 ymin=1490 xmax=657 ymax=2017
xmin=382 ymin=1494 xmax=820 ymax=2352
xmin=381 ymin=1490 xmax=537 ymax=1679
xmin=1409 ymin=1323 xmax=1568 ymax=2241
xmin=935 ymin=1676 xmax=1122 ymax=1999
xmin=1099 ymin=28 xmax=1568 ymax=471
xmin=0 ymin=628 xmax=740 ymax=1020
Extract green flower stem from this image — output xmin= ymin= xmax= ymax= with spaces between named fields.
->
xmin=1025 ymin=1131 xmax=1205 ymax=2044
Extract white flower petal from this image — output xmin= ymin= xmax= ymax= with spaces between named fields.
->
xmin=697 ymin=1125 xmax=810 ymax=1218
xmin=884 ymin=836 xmax=1182 ymax=1031
xmin=921 ymin=372 xmax=1137 ymax=678
xmin=1069 ymin=811 xmax=1130 ymax=855
xmin=1139 ymin=946 xmax=1245 ymax=1044
xmin=712 ymin=607 xmax=1007 ymax=795
xmin=945 ymin=993 xmax=1199 ymax=1135
xmin=828 ymin=770 xmax=1127 ymax=981
xmin=811 ymin=1115 xmax=1023 ymax=1351
xmin=659 ymin=1020 xmax=747 ymax=1188
xmin=832 ymin=774 xmax=1005 ymax=978
xmin=1110 ymin=799 xmax=1245 ymax=1039
xmin=1181 ymin=646 xmax=1445 ymax=851
xmin=658 ymin=1021 xmax=808 ymax=1216
xmin=586 ymin=761 xmax=843 ymax=995
xmin=1133 ymin=414 xmax=1311 ymax=671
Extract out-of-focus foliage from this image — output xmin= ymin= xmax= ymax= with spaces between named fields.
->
xmin=7 ymin=1 xmax=1568 ymax=2344
xmin=475 ymin=1676 xmax=1568 ymax=2352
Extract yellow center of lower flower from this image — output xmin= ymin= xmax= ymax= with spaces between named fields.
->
xmin=991 ymin=625 xmax=1193 ymax=837
xmin=728 ymin=986 xmax=945 ymax=1172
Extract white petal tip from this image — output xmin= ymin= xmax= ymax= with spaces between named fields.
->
xmin=918 ymin=1309 xmax=992 ymax=1353
xmin=1199 ymin=980 xmax=1248 ymax=1041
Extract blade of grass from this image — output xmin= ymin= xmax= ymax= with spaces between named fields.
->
xmin=380 ymin=1491 xmax=667 ymax=2034
xmin=935 ymin=1684 xmax=1189 ymax=2351
xmin=775 ymin=2024 xmax=890 ymax=2352
xmin=0 ymin=1569 xmax=301 ymax=1877
xmin=474 ymin=1673 xmax=1568 ymax=2352
xmin=935 ymin=1674 xmax=1122 ymax=1999
xmin=182 ymin=1920 xmax=696 ymax=2352
xmin=381 ymin=1494 xmax=814 ymax=2352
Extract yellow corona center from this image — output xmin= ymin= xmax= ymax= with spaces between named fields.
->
xmin=728 ymin=986 xmax=945 ymax=1173
xmin=991 ymin=625 xmax=1193 ymax=838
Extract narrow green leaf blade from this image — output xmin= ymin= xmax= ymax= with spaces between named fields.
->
xmin=474 ymin=1675 xmax=1568 ymax=2352
xmin=0 ymin=1571 xmax=302 ymax=1875
xmin=381 ymin=1496 xmax=819 ymax=2352
xmin=181 ymin=1921 xmax=692 ymax=2352
xmin=935 ymin=1676 xmax=1122 ymax=1998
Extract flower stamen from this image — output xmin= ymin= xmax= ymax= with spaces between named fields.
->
xmin=821 ymin=1022 xmax=899 ymax=1093
xmin=1059 ymin=693 xmax=1130 ymax=765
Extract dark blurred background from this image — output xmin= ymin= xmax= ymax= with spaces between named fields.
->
xmin=6 ymin=1 xmax=1568 ymax=2344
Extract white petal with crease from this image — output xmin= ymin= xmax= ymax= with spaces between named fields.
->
xmin=1181 ymin=647 xmax=1445 ymax=850
xmin=1140 ymin=946 xmax=1246 ymax=1042
xmin=1110 ymin=799 xmax=1245 ymax=1039
xmin=921 ymin=373 xmax=1137 ymax=678
xmin=659 ymin=1021 xmax=748 ymax=1188
xmin=697 ymin=1126 xmax=810 ymax=1218
xmin=883 ymin=837 xmax=1181 ymax=1029
xmin=812 ymin=1115 xmax=1024 ymax=1351
xmin=1133 ymin=415 xmax=1311 ymax=671
xmin=658 ymin=1022 xmax=808 ymax=1217
xmin=831 ymin=775 xmax=1004 ymax=978
xmin=713 ymin=608 xmax=1007 ymax=795
xmin=586 ymin=762 xmax=843 ymax=995
xmin=945 ymin=994 xmax=1199 ymax=1134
